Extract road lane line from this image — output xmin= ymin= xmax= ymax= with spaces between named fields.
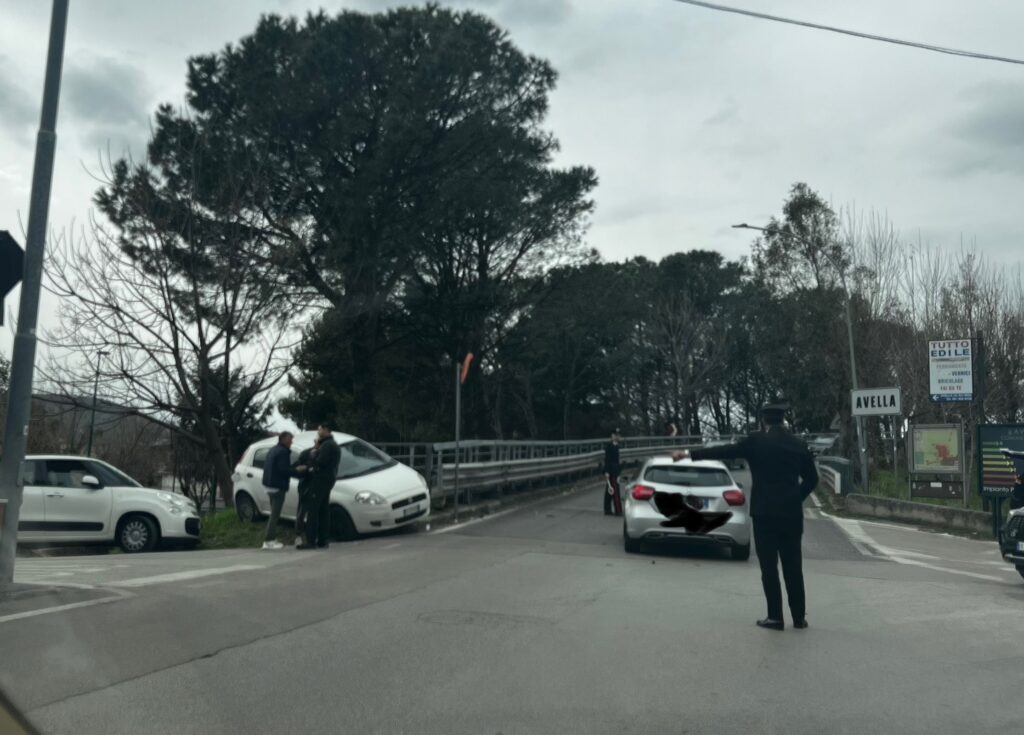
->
xmin=107 ymin=565 xmax=264 ymax=588
xmin=0 ymin=589 xmax=133 ymax=625
xmin=829 ymin=517 xmax=1013 ymax=582
xmin=432 ymin=506 xmax=526 ymax=534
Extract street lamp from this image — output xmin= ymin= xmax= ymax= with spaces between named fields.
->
xmin=732 ymin=223 xmax=870 ymax=493
xmin=86 ymin=350 xmax=109 ymax=456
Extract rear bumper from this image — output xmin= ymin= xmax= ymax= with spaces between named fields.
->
xmin=625 ymin=500 xmax=750 ymax=546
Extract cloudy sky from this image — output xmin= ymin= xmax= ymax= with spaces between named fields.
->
xmin=2 ymin=0 xmax=1023 ymax=355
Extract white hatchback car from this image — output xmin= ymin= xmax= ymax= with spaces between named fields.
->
xmin=17 ymin=455 xmax=201 ymax=553
xmin=232 ymin=431 xmax=430 ymax=541
xmin=623 ymin=456 xmax=751 ymax=560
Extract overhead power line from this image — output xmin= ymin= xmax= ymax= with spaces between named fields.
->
xmin=668 ymin=0 xmax=1024 ymax=66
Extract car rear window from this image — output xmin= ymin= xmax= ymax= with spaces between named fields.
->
xmin=644 ymin=465 xmax=733 ymax=487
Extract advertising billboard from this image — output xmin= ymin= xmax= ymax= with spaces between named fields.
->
xmin=977 ymin=424 xmax=1024 ymax=498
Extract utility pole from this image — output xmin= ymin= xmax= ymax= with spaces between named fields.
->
xmin=85 ymin=350 xmax=108 ymax=456
xmin=0 ymin=0 xmax=71 ymax=590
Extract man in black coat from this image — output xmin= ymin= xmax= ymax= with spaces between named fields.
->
xmin=603 ymin=430 xmax=623 ymax=516
xmin=676 ymin=403 xmax=818 ymax=631
xmin=260 ymin=432 xmax=294 ymax=550
xmin=300 ymin=425 xmax=342 ymax=549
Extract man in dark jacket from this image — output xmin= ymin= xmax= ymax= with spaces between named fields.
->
xmin=604 ymin=430 xmax=623 ymax=516
xmin=677 ymin=403 xmax=818 ymax=631
xmin=292 ymin=439 xmax=320 ymax=546
xmin=261 ymin=432 xmax=294 ymax=550
xmin=301 ymin=425 xmax=342 ymax=549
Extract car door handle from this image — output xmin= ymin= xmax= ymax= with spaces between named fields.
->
xmin=246 ymin=473 xmax=254 ymax=478
xmin=46 ymin=492 xmax=65 ymax=498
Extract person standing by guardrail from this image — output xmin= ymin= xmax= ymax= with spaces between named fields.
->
xmin=261 ymin=431 xmax=294 ymax=550
xmin=604 ymin=429 xmax=623 ymax=516
xmin=674 ymin=402 xmax=818 ymax=631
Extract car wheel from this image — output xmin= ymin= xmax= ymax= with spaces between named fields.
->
xmin=235 ymin=492 xmax=261 ymax=523
xmin=731 ymin=542 xmax=751 ymax=561
xmin=1017 ymin=565 xmax=1024 ymax=581
xmin=623 ymin=522 xmax=643 ymax=554
xmin=329 ymin=505 xmax=359 ymax=542
xmin=117 ymin=515 xmax=159 ymax=553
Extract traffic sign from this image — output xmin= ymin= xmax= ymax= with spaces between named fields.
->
xmin=851 ymin=387 xmax=902 ymax=416
xmin=0 ymin=230 xmax=24 ymax=326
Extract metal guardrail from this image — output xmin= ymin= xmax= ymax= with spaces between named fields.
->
xmin=818 ymin=464 xmax=841 ymax=495
xmin=373 ymin=436 xmax=736 ymax=505
xmin=373 ymin=433 xmax=840 ymax=506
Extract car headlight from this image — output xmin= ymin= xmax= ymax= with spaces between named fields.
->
xmin=167 ymin=506 xmax=184 ymax=515
xmin=158 ymin=492 xmax=187 ymax=508
xmin=353 ymin=491 xmax=387 ymax=505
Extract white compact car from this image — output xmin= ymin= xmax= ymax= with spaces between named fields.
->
xmin=622 ymin=456 xmax=751 ymax=560
xmin=232 ymin=431 xmax=430 ymax=541
xmin=17 ymin=455 xmax=201 ymax=553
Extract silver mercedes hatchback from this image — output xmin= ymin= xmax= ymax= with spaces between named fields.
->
xmin=622 ymin=457 xmax=751 ymax=560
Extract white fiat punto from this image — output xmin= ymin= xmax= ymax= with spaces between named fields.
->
xmin=232 ymin=431 xmax=430 ymax=541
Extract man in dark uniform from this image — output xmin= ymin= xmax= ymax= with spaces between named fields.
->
xmin=300 ymin=425 xmax=342 ymax=549
xmin=676 ymin=403 xmax=818 ymax=631
xmin=603 ymin=430 xmax=623 ymax=516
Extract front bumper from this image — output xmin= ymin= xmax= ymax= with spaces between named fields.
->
xmin=162 ymin=513 xmax=202 ymax=540
xmin=349 ymin=492 xmax=430 ymax=534
xmin=625 ymin=499 xmax=750 ymax=546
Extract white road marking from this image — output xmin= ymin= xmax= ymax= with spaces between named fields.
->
xmin=0 ymin=588 xmax=133 ymax=625
xmin=107 ymin=565 xmax=265 ymax=588
xmin=828 ymin=517 xmax=1013 ymax=583
xmin=380 ymin=542 xmax=402 ymax=550
xmin=432 ymin=506 xmax=527 ymax=534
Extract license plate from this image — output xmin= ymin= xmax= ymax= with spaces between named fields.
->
xmin=403 ymin=504 xmax=419 ymax=517
xmin=685 ymin=496 xmax=708 ymax=510
xmin=1017 ymin=542 xmax=1024 ymax=553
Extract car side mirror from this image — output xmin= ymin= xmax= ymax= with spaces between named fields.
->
xmin=82 ymin=475 xmax=102 ymax=488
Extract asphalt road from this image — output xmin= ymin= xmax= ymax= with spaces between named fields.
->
xmin=2 ymin=475 xmax=1023 ymax=735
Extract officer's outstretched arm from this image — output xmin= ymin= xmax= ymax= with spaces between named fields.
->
xmin=689 ymin=437 xmax=749 ymax=463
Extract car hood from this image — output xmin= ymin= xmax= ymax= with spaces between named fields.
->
xmin=333 ymin=462 xmax=426 ymax=501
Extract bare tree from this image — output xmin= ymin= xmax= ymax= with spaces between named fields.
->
xmin=41 ymin=139 xmax=298 ymax=507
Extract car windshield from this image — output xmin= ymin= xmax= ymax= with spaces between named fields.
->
xmin=644 ymin=465 xmax=733 ymax=487
xmin=336 ymin=440 xmax=396 ymax=480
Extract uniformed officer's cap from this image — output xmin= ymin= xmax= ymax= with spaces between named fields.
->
xmin=760 ymin=401 xmax=790 ymax=422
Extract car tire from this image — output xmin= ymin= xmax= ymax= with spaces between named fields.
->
xmin=1017 ymin=565 xmax=1024 ymax=581
xmin=731 ymin=542 xmax=751 ymax=561
xmin=329 ymin=505 xmax=359 ymax=542
xmin=235 ymin=492 xmax=261 ymax=524
xmin=623 ymin=523 xmax=643 ymax=554
xmin=117 ymin=514 xmax=159 ymax=553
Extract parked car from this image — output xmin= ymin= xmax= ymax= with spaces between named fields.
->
xmin=17 ymin=455 xmax=201 ymax=553
xmin=622 ymin=456 xmax=751 ymax=560
xmin=232 ymin=431 xmax=430 ymax=541
xmin=808 ymin=434 xmax=838 ymax=456
xmin=1000 ymin=508 xmax=1024 ymax=581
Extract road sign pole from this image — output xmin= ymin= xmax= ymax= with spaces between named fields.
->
xmin=0 ymin=0 xmax=70 ymax=591
xmin=453 ymin=362 xmax=461 ymax=523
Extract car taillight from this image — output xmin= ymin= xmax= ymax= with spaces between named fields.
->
xmin=723 ymin=489 xmax=746 ymax=506
xmin=632 ymin=484 xmax=656 ymax=500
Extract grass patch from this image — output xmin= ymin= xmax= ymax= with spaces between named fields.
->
xmin=200 ymin=510 xmax=299 ymax=550
xmin=867 ymin=468 xmax=989 ymax=512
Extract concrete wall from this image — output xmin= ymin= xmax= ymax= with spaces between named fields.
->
xmin=845 ymin=494 xmax=993 ymax=536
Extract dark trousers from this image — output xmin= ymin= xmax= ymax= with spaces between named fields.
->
xmin=752 ymin=515 xmax=805 ymax=621
xmin=604 ymin=475 xmax=622 ymax=515
xmin=305 ymin=484 xmax=333 ymax=547
xmin=264 ymin=490 xmax=286 ymax=542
